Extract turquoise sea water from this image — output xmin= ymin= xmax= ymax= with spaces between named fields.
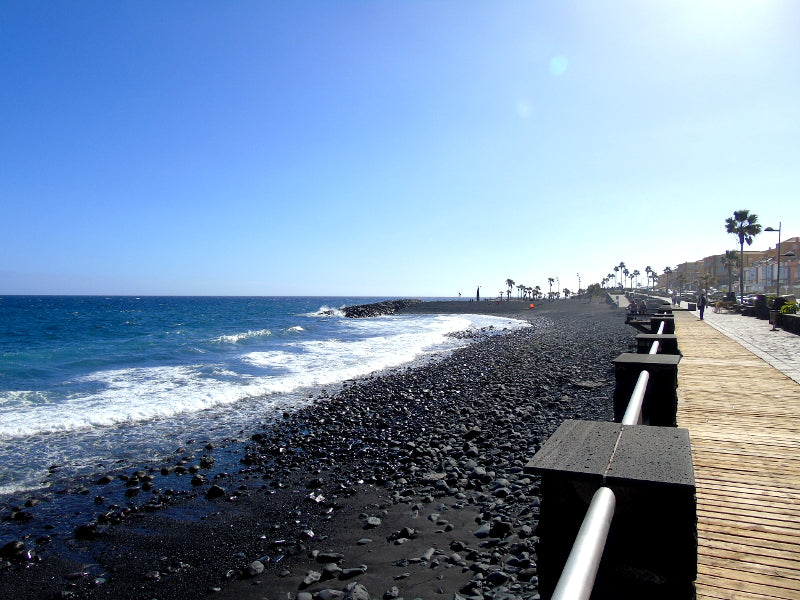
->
xmin=0 ymin=296 xmax=526 ymax=495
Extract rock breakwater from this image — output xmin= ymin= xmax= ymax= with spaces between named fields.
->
xmin=343 ymin=300 xmax=422 ymax=318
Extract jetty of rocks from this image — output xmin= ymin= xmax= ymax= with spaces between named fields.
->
xmin=343 ymin=299 xmax=422 ymax=318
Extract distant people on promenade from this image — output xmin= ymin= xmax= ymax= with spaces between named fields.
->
xmin=698 ymin=293 xmax=707 ymax=320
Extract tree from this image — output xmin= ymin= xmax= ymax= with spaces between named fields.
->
xmin=725 ymin=210 xmax=762 ymax=302
xmin=645 ymin=266 xmax=653 ymax=290
xmin=722 ymin=250 xmax=739 ymax=295
xmin=547 ymin=277 xmax=555 ymax=301
xmin=676 ymin=272 xmax=687 ymax=294
xmin=505 ymin=279 xmax=515 ymax=301
xmin=663 ymin=266 xmax=673 ymax=291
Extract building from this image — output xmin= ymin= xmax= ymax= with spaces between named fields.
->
xmin=666 ymin=236 xmax=798 ymax=297
xmin=750 ymin=236 xmax=800 ymax=295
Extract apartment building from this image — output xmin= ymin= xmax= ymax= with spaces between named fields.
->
xmin=668 ymin=236 xmax=799 ymax=296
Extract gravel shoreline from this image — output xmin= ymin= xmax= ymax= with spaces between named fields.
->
xmin=1 ymin=299 xmax=632 ymax=600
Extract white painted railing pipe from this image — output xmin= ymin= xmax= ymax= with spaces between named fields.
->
xmin=621 ymin=370 xmax=650 ymax=425
xmin=550 ymin=486 xmax=617 ymax=600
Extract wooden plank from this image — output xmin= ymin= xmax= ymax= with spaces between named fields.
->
xmin=697 ymin=581 xmax=793 ymax=600
xmin=699 ymin=524 xmax=800 ymax=553
xmin=697 ymin=562 xmax=800 ymax=599
xmin=699 ymin=505 xmax=800 ymax=528
xmin=698 ymin=552 xmax=800 ymax=582
xmin=674 ymin=310 xmax=800 ymax=600
xmin=694 ymin=478 xmax=800 ymax=499
xmin=698 ymin=513 xmax=800 ymax=542
xmin=696 ymin=496 xmax=800 ymax=519
xmin=700 ymin=537 xmax=800 ymax=568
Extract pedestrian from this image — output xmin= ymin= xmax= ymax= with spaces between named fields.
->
xmin=698 ymin=293 xmax=707 ymax=320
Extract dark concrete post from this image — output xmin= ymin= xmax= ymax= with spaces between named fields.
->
xmin=635 ymin=333 xmax=680 ymax=355
xmin=525 ymin=420 xmax=697 ymax=600
xmin=650 ymin=315 xmax=675 ymax=334
xmin=613 ymin=353 xmax=681 ymax=426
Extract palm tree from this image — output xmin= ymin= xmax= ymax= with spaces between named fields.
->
xmin=645 ymin=266 xmax=653 ymax=290
xmin=623 ymin=268 xmax=630 ymax=290
xmin=547 ymin=277 xmax=555 ymax=301
xmin=722 ymin=250 xmax=739 ymax=295
xmin=534 ymin=285 xmax=541 ymax=299
xmin=505 ymin=279 xmax=515 ymax=301
xmin=663 ymin=266 xmax=673 ymax=291
xmin=613 ymin=266 xmax=619 ymax=288
xmin=676 ymin=272 xmax=687 ymax=294
xmin=632 ymin=269 xmax=641 ymax=288
xmin=725 ymin=210 xmax=762 ymax=303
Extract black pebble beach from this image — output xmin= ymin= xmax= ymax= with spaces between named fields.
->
xmin=0 ymin=298 xmax=633 ymax=600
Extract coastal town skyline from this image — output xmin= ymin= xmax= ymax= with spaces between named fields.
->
xmin=3 ymin=2 xmax=799 ymax=296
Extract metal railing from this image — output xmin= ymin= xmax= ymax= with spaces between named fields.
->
xmin=621 ymin=320 xmax=665 ymax=426
xmin=550 ymin=487 xmax=617 ymax=600
xmin=548 ymin=318 xmax=667 ymax=599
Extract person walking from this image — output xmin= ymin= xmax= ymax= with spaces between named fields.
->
xmin=698 ymin=292 xmax=708 ymax=320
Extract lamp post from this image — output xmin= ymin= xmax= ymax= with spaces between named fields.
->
xmin=764 ymin=223 xmax=782 ymax=298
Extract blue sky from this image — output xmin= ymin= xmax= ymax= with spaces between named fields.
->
xmin=2 ymin=1 xmax=799 ymax=296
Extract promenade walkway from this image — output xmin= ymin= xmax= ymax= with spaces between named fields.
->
xmin=673 ymin=309 xmax=800 ymax=600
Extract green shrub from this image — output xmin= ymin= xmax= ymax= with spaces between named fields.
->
xmin=780 ymin=302 xmax=797 ymax=315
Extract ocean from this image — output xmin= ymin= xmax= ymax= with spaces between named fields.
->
xmin=0 ymin=296 xmax=528 ymax=498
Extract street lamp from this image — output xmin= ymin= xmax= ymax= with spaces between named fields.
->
xmin=764 ymin=223 xmax=783 ymax=298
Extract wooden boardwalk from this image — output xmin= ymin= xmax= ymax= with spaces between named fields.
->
xmin=674 ymin=311 xmax=800 ymax=600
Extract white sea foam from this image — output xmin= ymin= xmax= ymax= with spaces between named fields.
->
xmin=303 ymin=305 xmax=345 ymax=317
xmin=244 ymin=313 xmax=526 ymax=389
xmin=0 ymin=313 xmax=527 ymax=441
xmin=213 ymin=329 xmax=272 ymax=344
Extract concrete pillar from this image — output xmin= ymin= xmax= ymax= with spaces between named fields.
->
xmin=635 ymin=333 xmax=680 ymax=355
xmin=613 ymin=353 xmax=681 ymax=426
xmin=525 ymin=420 xmax=697 ymax=600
